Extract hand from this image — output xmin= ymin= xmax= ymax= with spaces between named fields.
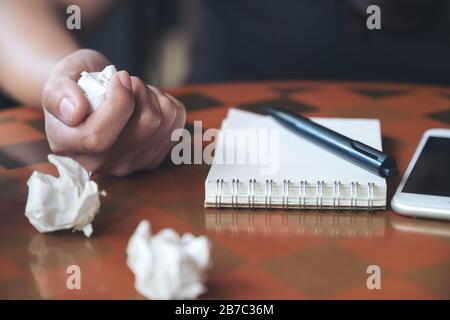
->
xmin=42 ymin=49 xmax=186 ymax=176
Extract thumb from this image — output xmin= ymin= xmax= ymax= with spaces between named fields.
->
xmin=41 ymin=49 xmax=111 ymax=127
xmin=42 ymin=76 xmax=89 ymax=127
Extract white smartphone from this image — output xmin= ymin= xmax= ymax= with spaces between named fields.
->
xmin=391 ymin=129 xmax=450 ymax=221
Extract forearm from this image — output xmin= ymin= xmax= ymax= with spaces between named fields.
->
xmin=0 ymin=0 xmax=80 ymax=107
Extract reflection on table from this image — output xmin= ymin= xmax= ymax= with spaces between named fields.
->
xmin=389 ymin=214 xmax=450 ymax=238
xmin=205 ymin=210 xmax=386 ymax=238
xmin=28 ymin=234 xmax=98 ymax=299
xmin=27 ymin=234 xmax=136 ymax=299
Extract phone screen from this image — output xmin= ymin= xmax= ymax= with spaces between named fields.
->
xmin=402 ymin=137 xmax=450 ymax=197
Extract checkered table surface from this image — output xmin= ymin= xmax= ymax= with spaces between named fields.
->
xmin=1 ymin=81 xmax=450 ymax=299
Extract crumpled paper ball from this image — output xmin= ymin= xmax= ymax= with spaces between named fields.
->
xmin=77 ymin=65 xmax=117 ymax=112
xmin=25 ymin=154 xmax=105 ymax=237
xmin=126 ymin=220 xmax=212 ymax=300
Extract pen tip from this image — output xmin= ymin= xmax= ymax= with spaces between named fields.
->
xmin=383 ymin=167 xmax=399 ymax=178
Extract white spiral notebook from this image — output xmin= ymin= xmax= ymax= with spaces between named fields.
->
xmin=204 ymin=108 xmax=386 ymax=211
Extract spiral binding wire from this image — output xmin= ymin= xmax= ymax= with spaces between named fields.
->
xmin=248 ymin=179 xmax=256 ymax=209
xmin=333 ymin=181 xmax=341 ymax=211
xmin=316 ymin=180 xmax=324 ymax=211
xmin=215 ymin=179 xmax=223 ymax=209
xmin=265 ymin=179 xmax=273 ymax=209
xmin=350 ymin=182 xmax=359 ymax=212
xmin=299 ymin=180 xmax=307 ymax=210
xmin=231 ymin=179 xmax=239 ymax=209
xmin=368 ymin=182 xmax=374 ymax=212
xmin=282 ymin=180 xmax=290 ymax=209
xmin=214 ymin=179 xmax=376 ymax=211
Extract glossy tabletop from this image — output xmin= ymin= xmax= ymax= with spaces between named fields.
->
xmin=1 ymin=81 xmax=450 ymax=299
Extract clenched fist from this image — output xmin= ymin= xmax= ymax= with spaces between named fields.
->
xmin=42 ymin=49 xmax=186 ymax=176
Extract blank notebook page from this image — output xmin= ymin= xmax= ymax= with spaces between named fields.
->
xmin=205 ymin=108 xmax=386 ymax=209
xmin=209 ymin=108 xmax=385 ymax=184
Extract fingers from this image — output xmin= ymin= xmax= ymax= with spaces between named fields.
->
xmin=145 ymin=94 xmax=186 ymax=169
xmin=45 ymin=71 xmax=135 ymax=154
xmin=108 ymin=88 xmax=186 ymax=176
xmin=132 ymin=78 xmax=162 ymax=124
xmin=130 ymin=105 xmax=185 ymax=173
xmin=115 ymin=77 xmax=162 ymax=148
xmin=146 ymin=85 xmax=186 ymax=142
xmin=81 ymin=71 xmax=135 ymax=153
xmin=94 ymin=78 xmax=163 ymax=175
xmin=42 ymin=50 xmax=111 ymax=126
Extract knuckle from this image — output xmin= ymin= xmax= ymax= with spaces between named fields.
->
xmin=164 ymin=94 xmax=186 ymax=127
xmin=82 ymin=131 xmax=112 ymax=153
xmin=111 ymin=163 xmax=132 ymax=177
xmin=82 ymin=132 xmax=101 ymax=152
xmin=41 ymin=81 xmax=58 ymax=110
xmin=158 ymin=94 xmax=172 ymax=108
xmin=175 ymin=101 xmax=186 ymax=120
xmin=167 ymin=99 xmax=180 ymax=122
xmin=140 ymin=108 xmax=162 ymax=133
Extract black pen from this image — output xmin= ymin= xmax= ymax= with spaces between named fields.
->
xmin=265 ymin=106 xmax=398 ymax=178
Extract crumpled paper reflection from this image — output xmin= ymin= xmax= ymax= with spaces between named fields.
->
xmin=25 ymin=154 xmax=104 ymax=237
xmin=77 ymin=65 xmax=117 ymax=112
xmin=126 ymin=220 xmax=212 ymax=300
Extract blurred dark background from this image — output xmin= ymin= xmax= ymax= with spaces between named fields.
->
xmin=2 ymin=0 xmax=450 ymax=108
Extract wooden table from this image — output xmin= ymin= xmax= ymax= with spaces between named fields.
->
xmin=1 ymin=81 xmax=450 ymax=299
